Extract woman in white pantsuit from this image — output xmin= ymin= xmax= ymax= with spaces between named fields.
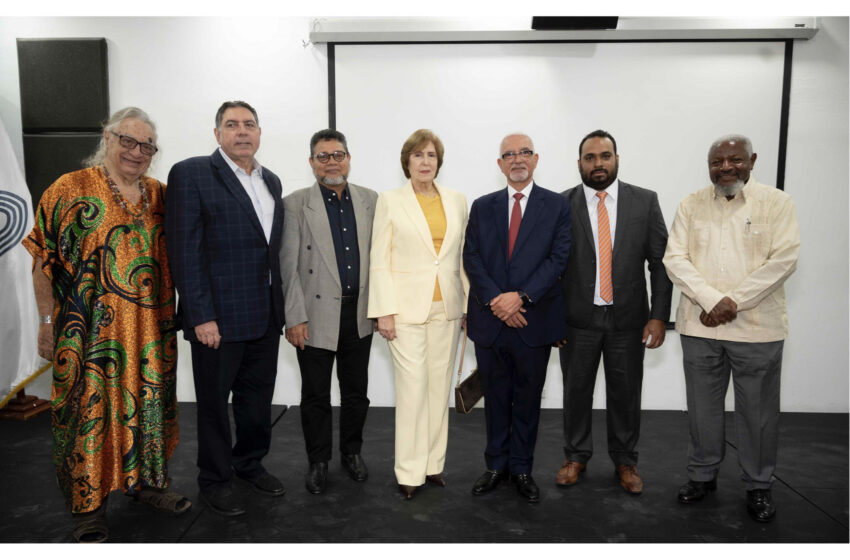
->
xmin=368 ymin=129 xmax=468 ymax=500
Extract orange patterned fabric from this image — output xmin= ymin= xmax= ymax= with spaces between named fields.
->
xmin=22 ymin=167 xmax=178 ymax=513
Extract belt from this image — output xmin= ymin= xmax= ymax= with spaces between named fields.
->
xmin=340 ymin=294 xmax=358 ymax=304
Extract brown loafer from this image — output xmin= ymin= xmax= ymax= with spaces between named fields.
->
xmin=555 ymin=459 xmax=586 ymax=486
xmin=398 ymin=484 xmax=417 ymax=499
xmin=615 ymin=464 xmax=643 ymax=494
xmin=425 ymin=473 xmax=447 ymax=487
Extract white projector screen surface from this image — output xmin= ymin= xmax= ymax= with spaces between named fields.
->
xmin=336 ymin=41 xmax=786 ymax=225
xmin=335 ymin=40 xmax=787 ymax=410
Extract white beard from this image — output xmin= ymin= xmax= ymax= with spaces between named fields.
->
xmin=713 ymin=179 xmax=745 ymax=198
xmin=321 ymin=175 xmax=346 ymax=186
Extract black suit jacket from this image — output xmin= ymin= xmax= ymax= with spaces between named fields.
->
xmin=561 ymin=181 xmax=672 ymax=331
xmin=165 ymin=150 xmax=285 ymax=342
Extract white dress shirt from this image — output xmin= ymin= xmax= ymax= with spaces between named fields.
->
xmin=507 ymin=180 xmax=534 ymax=222
xmin=583 ymin=179 xmax=619 ymax=306
xmin=218 ymin=147 xmax=275 ymax=244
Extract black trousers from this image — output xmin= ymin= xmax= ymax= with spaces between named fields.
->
xmin=475 ymin=327 xmax=551 ymax=475
xmin=296 ymin=300 xmax=372 ymax=463
xmin=559 ymin=305 xmax=644 ymax=466
xmin=190 ymin=319 xmax=281 ymax=491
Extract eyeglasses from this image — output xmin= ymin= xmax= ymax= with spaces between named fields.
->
xmin=501 ymin=149 xmax=535 ymax=161
xmin=313 ymin=151 xmax=348 ymax=163
xmin=110 ymin=131 xmax=158 ymax=156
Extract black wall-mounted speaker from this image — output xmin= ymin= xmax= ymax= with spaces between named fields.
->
xmin=22 ymin=133 xmax=101 ymax=208
xmin=17 ymin=38 xmax=109 ymax=133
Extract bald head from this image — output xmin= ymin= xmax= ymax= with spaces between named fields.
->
xmin=500 ymin=133 xmax=534 ymax=156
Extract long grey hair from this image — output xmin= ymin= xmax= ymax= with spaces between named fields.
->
xmin=83 ymin=106 xmax=159 ymax=168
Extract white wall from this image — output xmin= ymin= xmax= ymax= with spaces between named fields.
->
xmin=0 ymin=16 xmax=846 ymax=412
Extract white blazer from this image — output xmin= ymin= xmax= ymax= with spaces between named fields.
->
xmin=367 ymin=180 xmax=469 ymax=325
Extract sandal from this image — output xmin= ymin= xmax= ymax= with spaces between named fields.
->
xmin=72 ymin=506 xmax=108 ymax=543
xmin=130 ymin=481 xmax=192 ymax=516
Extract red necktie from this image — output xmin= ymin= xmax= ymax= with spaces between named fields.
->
xmin=596 ymin=191 xmax=613 ymax=303
xmin=508 ymin=192 xmax=524 ymax=260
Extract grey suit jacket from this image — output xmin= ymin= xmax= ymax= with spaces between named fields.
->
xmin=280 ymin=181 xmax=379 ymax=351
xmin=560 ymin=181 xmax=672 ymax=331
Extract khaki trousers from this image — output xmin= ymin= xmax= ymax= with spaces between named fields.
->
xmin=388 ymin=301 xmax=462 ymax=486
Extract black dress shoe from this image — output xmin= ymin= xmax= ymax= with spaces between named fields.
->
xmin=746 ymin=489 xmax=776 ymax=522
xmin=200 ymin=487 xmax=246 ymax=517
xmin=305 ymin=462 xmax=328 ymax=494
xmin=398 ymin=484 xmax=417 ymax=500
xmin=341 ymin=454 xmax=368 ymax=482
xmin=237 ymin=471 xmax=286 ymax=497
xmin=677 ymin=479 xmax=717 ymax=503
xmin=471 ymin=470 xmax=508 ymax=496
xmin=512 ymin=473 xmax=540 ymax=503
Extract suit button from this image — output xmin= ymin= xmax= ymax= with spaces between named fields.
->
xmin=316 ymin=294 xmax=321 ymax=299
xmin=434 ymin=260 xmax=439 ymax=265
xmin=309 ymin=269 xmax=313 ymax=274
xmin=307 ymin=245 xmax=311 ymax=250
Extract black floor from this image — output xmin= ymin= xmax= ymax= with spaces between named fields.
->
xmin=1 ymin=405 xmax=847 ymax=543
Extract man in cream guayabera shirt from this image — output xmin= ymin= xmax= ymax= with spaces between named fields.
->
xmin=663 ymin=134 xmax=799 ymax=524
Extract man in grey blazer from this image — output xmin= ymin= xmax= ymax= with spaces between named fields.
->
xmin=280 ymin=129 xmax=378 ymax=494
xmin=555 ymin=130 xmax=672 ymax=494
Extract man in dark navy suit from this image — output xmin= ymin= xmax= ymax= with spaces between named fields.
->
xmin=463 ymin=133 xmax=571 ymax=503
xmin=166 ymin=101 xmax=285 ymax=516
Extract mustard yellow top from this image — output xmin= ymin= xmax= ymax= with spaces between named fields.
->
xmin=416 ymin=192 xmax=447 ymax=301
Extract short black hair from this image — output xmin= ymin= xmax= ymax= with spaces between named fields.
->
xmin=310 ymin=129 xmax=349 ymax=156
xmin=215 ymin=101 xmax=259 ymax=129
xmin=579 ymin=129 xmax=617 ymax=156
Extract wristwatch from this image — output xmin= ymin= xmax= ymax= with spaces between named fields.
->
xmin=517 ymin=290 xmax=531 ymax=306
xmin=39 ymin=315 xmax=52 ymax=324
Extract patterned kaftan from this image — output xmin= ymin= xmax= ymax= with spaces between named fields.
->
xmin=22 ymin=166 xmax=178 ymax=513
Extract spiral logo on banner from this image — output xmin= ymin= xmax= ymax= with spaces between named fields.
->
xmin=0 ymin=190 xmax=28 ymax=258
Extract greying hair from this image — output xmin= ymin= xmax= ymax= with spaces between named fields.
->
xmin=708 ymin=134 xmax=753 ymax=159
xmin=83 ymin=106 xmax=158 ymax=168
xmin=215 ymin=100 xmax=259 ymax=129
xmin=310 ymin=129 xmax=349 ymax=156
xmin=499 ymin=133 xmax=535 ymax=156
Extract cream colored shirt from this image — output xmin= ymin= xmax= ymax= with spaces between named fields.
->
xmin=663 ymin=177 xmax=800 ymax=342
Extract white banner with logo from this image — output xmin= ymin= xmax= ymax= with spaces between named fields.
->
xmin=0 ymin=117 xmax=49 ymax=404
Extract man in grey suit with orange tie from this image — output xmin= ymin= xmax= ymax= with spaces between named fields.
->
xmin=280 ymin=129 xmax=378 ymax=495
xmin=555 ymin=130 xmax=672 ymax=494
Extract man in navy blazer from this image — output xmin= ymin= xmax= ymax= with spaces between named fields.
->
xmin=166 ymin=101 xmax=286 ymax=517
xmin=555 ymin=130 xmax=672 ymax=495
xmin=464 ymin=133 xmax=571 ymax=503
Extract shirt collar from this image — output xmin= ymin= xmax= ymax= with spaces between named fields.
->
xmin=582 ymin=178 xmax=619 ymax=202
xmin=507 ymin=181 xmax=533 ymax=199
xmin=318 ymin=182 xmax=349 ymax=201
xmin=218 ymin=147 xmax=262 ymax=176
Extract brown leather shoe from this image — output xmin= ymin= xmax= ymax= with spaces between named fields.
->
xmin=555 ymin=459 xmax=586 ymax=486
xmin=425 ymin=473 xmax=447 ymax=487
xmin=615 ymin=464 xmax=643 ymax=494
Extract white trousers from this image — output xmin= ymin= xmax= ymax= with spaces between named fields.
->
xmin=387 ymin=301 xmax=462 ymax=486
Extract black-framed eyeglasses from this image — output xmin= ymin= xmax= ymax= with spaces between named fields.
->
xmin=501 ymin=149 xmax=534 ymax=161
xmin=313 ymin=151 xmax=348 ymax=163
xmin=110 ymin=131 xmax=158 ymax=156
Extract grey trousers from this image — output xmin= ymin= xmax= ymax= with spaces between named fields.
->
xmin=680 ymin=335 xmax=784 ymax=490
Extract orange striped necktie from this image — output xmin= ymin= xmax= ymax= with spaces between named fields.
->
xmin=596 ymin=191 xmax=613 ymax=303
